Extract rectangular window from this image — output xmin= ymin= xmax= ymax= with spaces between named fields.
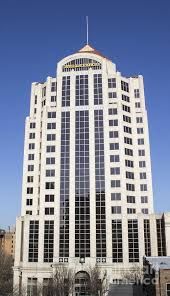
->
xmin=46 ymin=157 xmax=55 ymax=165
xmin=26 ymin=199 xmax=33 ymax=206
xmin=45 ymin=194 xmax=54 ymax=202
xmin=108 ymin=92 xmax=117 ymax=99
xmin=28 ymin=165 xmax=34 ymax=171
xmin=125 ymin=160 xmax=134 ymax=168
xmin=139 ymin=161 xmax=146 ymax=168
xmin=121 ymin=81 xmax=129 ymax=92
xmin=122 ymin=104 xmax=131 ymax=113
xmin=45 ymin=208 xmax=54 ymax=215
xmin=45 ymin=182 xmax=55 ymax=189
xmin=122 ymin=94 xmax=130 ymax=102
xmin=27 ymin=187 xmax=33 ymax=194
xmin=123 ymin=115 xmax=131 ymax=123
xmin=108 ymin=108 xmax=117 ymax=115
xmin=44 ymin=221 xmax=54 ymax=262
xmin=135 ymin=102 xmax=141 ymax=108
xmin=124 ymin=137 xmax=133 ymax=145
xmin=109 ymin=131 xmax=119 ymax=138
xmin=51 ymin=96 xmax=56 ymax=102
xmin=125 ymin=148 xmax=133 ymax=156
xmin=136 ymin=117 xmax=143 ymax=123
xmin=76 ymin=75 xmax=88 ymax=106
xmin=128 ymin=219 xmax=139 ymax=262
xmin=110 ymin=143 xmax=119 ymax=150
xmin=28 ymin=154 xmax=34 ymax=161
xmin=26 ymin=210 xmax=32 ymax=215
xmin=27 ymin=278 xmax=37 ymax=296
xmin=142 ymin=208 xmax=149 ymax=214
xmin=46 ymin=146 xmax=55 ymax=153
xmin=140 ymin=184 xmax=147 ymax=191
xmin=47 ymin=123 xmax=56 ymax=129
xmin=51 ymin=82 xmax=56 ymax=92
xmin=48 ymin=112 xmax=56 ymax=118
xmin=111 ymin=193 xmax=121 ymax=200
xmin=137 ymin=128 xmax=144 ymax=134
xmin=141 ymin=196 xmax=148 ymax=203
xmin=110 ymin=167 xmax=120 ymax=175
xmin=126 ymin=183 xmax=135 ymax=191
xmin=47 ymin=134 xmax=56 ymax=141
xmin=51 ymin=81 xmax=57 ymax=92
xmin=94 ymin=74 xmax=103 ymax=105
xmin=124 ymin=126 xmax=132 ymax=134
xmin=42 ymin=86 xmax=46 ymax=97
xmin=127 ymin=208 xmax=136 ymax=214
xmin=109 ymin=119 xmax=118 ymax=126
xmin=167 ymin=284 xmax=170 ymax=296
xmin=29 ymin=143 xmax=35 ymax=150
xmin=112 ymin=206 xmax=121 ymax=214
xmin=110 ymin=155 xmax=120 ymax=162
xmin=111 ymin=180 xmax=121 ymax=188
xmin=112 ymin=220 xmax=123 ymax=262
xmin=138 ymin=149 xmax=145 ymax=156
xmin=34 ymin=96 xmax=37 ymax=104
xmin=140 ymin=172 xmax=147 ymax=179
xmin=27 ymin=176 xmax=34 ymax=183
xmin=127 ymin=196 xmax=135 ymax=203
xmin=108 ymin=78 xmax=116 ymax=88
xmin=30 ymin=122 xmax=36 ymax=129
xmin=134 ymin=89 xmax=140 ymax=98
xmin=126 ymin=171 xmax=134 ymax=179
xmin=28 ymin=221 xmax=39 ymax=262
xmin=46 ymin=169 xmax=55 ymax=177
xmin=29 ymin=133 xmax=35 ymax=139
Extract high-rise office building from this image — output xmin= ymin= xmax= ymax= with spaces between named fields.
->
xmin=14 ymin=44 xmax=170 ymax=294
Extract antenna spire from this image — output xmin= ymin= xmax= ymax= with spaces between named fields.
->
xmin=86 ymin=16 xmax=89 ymax=45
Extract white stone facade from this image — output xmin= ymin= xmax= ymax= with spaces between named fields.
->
xmin=14 ymin=45 xmax=168 ymax=293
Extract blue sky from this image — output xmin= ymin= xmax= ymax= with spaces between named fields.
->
xmin=0 ymin=0 xmax=170 ymax=229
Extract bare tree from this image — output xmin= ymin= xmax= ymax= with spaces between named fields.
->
xmin=121 ymin=265 xmax=143 ymax=285
xmin=44 ymin=265 xmax=75 ymax=296
xmin=87 ymin=266 xmax=108 ymax=296
xmin=0 ymin=250 xmax=13 ymax=296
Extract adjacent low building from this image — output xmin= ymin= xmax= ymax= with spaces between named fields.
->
xmin=144 ymin=256 xmax=170 ymax=296
xmin=0 ymin=227 xmax=16 ymax=258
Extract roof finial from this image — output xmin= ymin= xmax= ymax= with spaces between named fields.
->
xmin=86 ymin=16 xmax=89 ymax=45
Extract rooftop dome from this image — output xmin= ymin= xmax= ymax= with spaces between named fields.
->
xmin=78 ymin=44 xmax=109 ymax=60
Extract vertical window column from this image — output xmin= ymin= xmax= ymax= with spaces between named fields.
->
xmin=28 ymin=221 xmax=39 ymax=262
xmin=75 ymin=111 xmax=90 ymax=257
xmin=75 ymin=75 xmax=88 ymax=106
xmin=44 ymin=221 xmax=54 ymax=262
xmin=59 ymin=112 xmax=70 ymax=258
xmin=62 ymin=76 xmax=70 ymax=107
xmin=128 ymin=219 xmax=139 ymax=262
xmin=156 ymin=218 xmax=166 ymax=256
xmin=112 ymin=220 xmax=123 ymax=262
xmin=94 ymin=74 xmax=103 ymax=105
xmin=94 ymin=110 xmax=106 ymax=260
xmin=144 ymin=219 xmax=151 ymax=256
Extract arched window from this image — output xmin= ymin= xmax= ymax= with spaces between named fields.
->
xmin=75 ymin=271 xmax=90 ymax=296
xmin=63 ymin=58 xmax=101 ymax=72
